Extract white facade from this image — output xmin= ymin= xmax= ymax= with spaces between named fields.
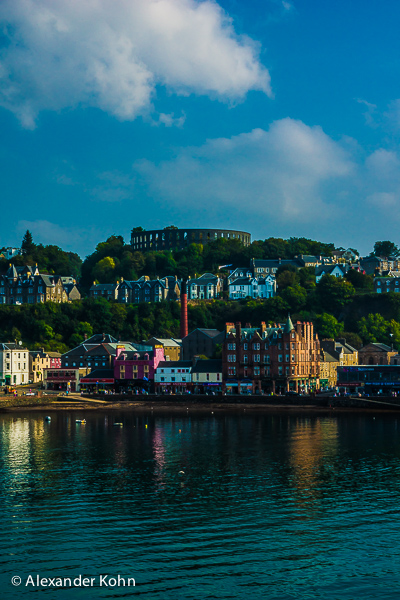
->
xmin=227 ymin=268 xmax=252 ymax=285
xmin=0 ymin=345 xmax=29 ymax=385
xmin=187 ymin=274 xmax=221 ymax=300
xmin=154 ymin=362 xmax=192 ymax=385
xmin=315 ymin=265 xmax=347 ymax=283
xmin=229 ymin=276 xmax=276 ymax=300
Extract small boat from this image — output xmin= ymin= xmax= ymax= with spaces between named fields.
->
xmin=76 ymin=419 xmax=86 ymax=424
xmin=113 ymin=422 xmax=123 ymax=427
xmin=44 ymin=416 xmax=51 ymax=422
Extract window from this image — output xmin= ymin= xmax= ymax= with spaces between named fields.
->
xmin=292 ymin=355 xmax=295 ymax=362
xmin=243 ymin=355 xmax=248 ymax=363
xmin=228 ymin=354 xmax=236 ymax=362
xmin=253 ymin=343 xmax=260 ymax=350
xmin=278 ymin=366 xmax=283 ymax=375
xmin=254 ymin=366 xmax=260 ymax=376
xmin=171 ymin=377 xmax=175 ymax=382
xmin=254 ymin=355 xmax=260 ymax=362
xmin=228 ymin=366 xmax=236 ymax=376
xmin=285 ymin=355 xmax=290 ymax=362
xmin=278 ymin=355 xmax=283 ymax=362
xmin=278 ymin=343 xmax=282 ymax=350
xmin=228 ymin=343 xmax=236 ymax=350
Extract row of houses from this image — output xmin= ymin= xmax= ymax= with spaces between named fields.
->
xmin=0 ymin=265 xmax=80 ymax=305
xmin=2 ymin=327 xmax=399 ymax=394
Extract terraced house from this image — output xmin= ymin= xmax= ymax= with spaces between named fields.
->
xmin=117 ymin=276 xmax=180 ymax=303
xmin=0 ymin=265 xmax=72 ymax=304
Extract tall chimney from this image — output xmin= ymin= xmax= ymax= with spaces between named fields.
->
xmin=180 ymin=279 xmax=188 ymax=338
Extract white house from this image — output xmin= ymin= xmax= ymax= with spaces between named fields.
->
xmin=187 ymin=274 xmax=221 ymax=300
xmin=315 ymin=264 xmax=348 ymax=283
xmin=154 ymin=360 xmax=192 ymax=393
xmin=227 ymin=267 xmax=253 ymax=285
xmin=0 ymin=343 xmax=29 ymax=385
xmin=228 ymin=276 xmax=276 ymax=300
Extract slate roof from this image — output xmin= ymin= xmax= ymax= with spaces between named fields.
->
xmin=0 ymin=343 xmax=28 ymax=350
xmin=156 ymin=360 xmax=192 ymax=368
xmin=192 ymin=359 xmax=222 ymax=374
xmin=146 ymin=338 xmax=181 ymax=347
xmin=85 ymin=334 xmax=117 ymax=344
xmin=362 ymin=343 xmax=393 ymax=352
xmin=80 ymin=369 xmax=114 ymax=381
xmin=229 ymin=277 xmax=255 ymax=286
xmin=315 ymin=264 xmax=347 ymax=276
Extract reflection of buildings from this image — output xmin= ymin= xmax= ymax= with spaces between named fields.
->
xmin=288 ymin=419 xmax=339 ymax=506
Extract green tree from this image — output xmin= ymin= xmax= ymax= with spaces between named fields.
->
xmin=280 ymin=285 xmax=307 ymax=312
xmin=345 ymin=269 xmax=373 ymax=290
xmin=92 ymin=257 xmax=117 ymax=283
xmin=373 ymin=240 xmax=400 ymax=257
xmin=315 ymin=313 xmax=344 ymax=339
xmin=276 ymin=268 xmax=299 ymax=290
xmin=358 ymin=313 xmax=389 ymax=344
xmin=21 ymin=230 xmax=35 ymax=256
xmin=315 ymin=274 xmax=355 ymax=314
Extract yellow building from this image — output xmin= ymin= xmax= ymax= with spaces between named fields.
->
xmin=29 ymin=349 xmax=61 ymax=384
xmin=144 ymin=338 xmax=182 ymax=361
xmin=319 ymin=339 xmax=358 ymax=388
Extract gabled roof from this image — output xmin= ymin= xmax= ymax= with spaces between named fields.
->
xmin=146 ymin=337 xmax=181 ymax=347
xmin=315 ymin=264 xmax=347 ymax=276
xmin=90 ymin=283 xmax=118 ymax=291
xmin=321 ymin=350 xmax=339 ymax=363
xmin=360 ymin=342 xmax=393 ymax=352
xmin=85 ymin=334 xmax=117 ymax=344
xmin=229 ymin=277 xmax=255 ymax=286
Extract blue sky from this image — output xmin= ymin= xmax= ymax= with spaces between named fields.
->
xmin=1 ymin=0 xmax=400 ymax=258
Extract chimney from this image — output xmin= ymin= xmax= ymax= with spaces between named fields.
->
xmin=225 ymin=322 xmax=235 ymax=334
xmin=116 ymin=345 xmax=125 ymax=359
xmin=261 ymin=321 xmax=266 ymax=333
xmin=245 ymin=323 xmax=251 ymax=328
xmin=236 ymin=322 xmax=242 ymax=339
xmin=180 ymin=279 xmax=188 ymax=339
xmin=192 ymin=355 xmax=200 ymax=366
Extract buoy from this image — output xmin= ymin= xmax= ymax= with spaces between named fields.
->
xmin=114 ymin=423 xmax=123 ymax=427
xmin=179 ymin=429 xmax=181 ymax=433
xmin=145 ymin=424 xmax=148 ymax=428
xmin=45 ymin=416 xmax=51 ymax=421
xmin=178 ymin=471 xmax=185 ymax=475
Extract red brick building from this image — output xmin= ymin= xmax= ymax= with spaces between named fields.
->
xmin=222 ymin=317 xmax=320 ymax=394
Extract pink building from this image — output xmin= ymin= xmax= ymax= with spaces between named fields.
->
xmin=114 ymin=345 xmax=165 ymax=388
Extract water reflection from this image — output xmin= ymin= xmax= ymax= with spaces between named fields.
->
xmin=1 ymin=412 xmax=400 ymax=599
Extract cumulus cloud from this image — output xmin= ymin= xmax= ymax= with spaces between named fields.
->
xmin=134 ymin=118 xmax=354 ymax=221
xmin=17 ymin=220 xmax=100 ymax=253
xmin=0 ymin=0 xmax=271 ymax=128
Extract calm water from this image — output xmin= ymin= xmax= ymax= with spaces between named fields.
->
xmin=1 ymin=410 xmax=400 ymax=599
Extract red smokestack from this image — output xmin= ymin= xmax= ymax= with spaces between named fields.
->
xmin=180 ymin=279 xmax=188 ymax=338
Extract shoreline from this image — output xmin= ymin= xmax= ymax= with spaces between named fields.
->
xmin=1 ymin=397 xmax=400 ymax=414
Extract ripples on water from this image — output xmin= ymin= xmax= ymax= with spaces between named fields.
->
xmin=1 ymin=412 xmax=400 ymax=599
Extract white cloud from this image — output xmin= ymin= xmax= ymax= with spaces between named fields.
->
xmin=17 ymin=220 xmax=100 ymax=254
xmin=0 ymin=0 xmax=270 ymax=128
xmin=134 ymin=118 xmax=354 ymax=221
